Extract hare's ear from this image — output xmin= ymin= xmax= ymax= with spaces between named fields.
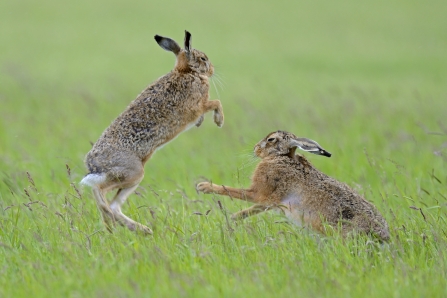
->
xmin=154 ymin=35 xmax=181 ymax=55
xmin=290 ymin=138 xmax=332 ymax=157
xmin=184 ymin=30 xmax=192 ymax=53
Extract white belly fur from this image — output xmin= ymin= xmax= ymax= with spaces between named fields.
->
xmin=281 ymin=193 xmax=307 ymax=227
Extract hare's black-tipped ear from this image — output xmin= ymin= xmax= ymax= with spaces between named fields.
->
xmin=184 ymin=30 xmax=191 ymax=52
xmin=154 ymin=35 xmax=181 ymax=55
xmin=290 ymin=138 xmax=332 ymax=157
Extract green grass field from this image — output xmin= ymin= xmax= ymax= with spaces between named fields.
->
xmin=1 ymin=0 xmax=447 ymax=297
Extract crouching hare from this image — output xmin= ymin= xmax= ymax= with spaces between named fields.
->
xmin=197 ymin=131 xmax=390 ymax=241
xmin=81 ymin=31 xmax=224 ymax=234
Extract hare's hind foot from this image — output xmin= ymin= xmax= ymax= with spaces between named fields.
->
xmin=109 ymin=185 xmax=153 ymax=235
xmin=112 ymin=212 xmax=153 ymax=235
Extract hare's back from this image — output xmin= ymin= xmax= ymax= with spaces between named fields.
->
xmin=317 ymin=178 xmax=370 ymax=211
xmin=88 ymin=73 xmax=207 ymax=162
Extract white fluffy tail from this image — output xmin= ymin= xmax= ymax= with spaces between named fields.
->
xmin=80 ymin=173 xmax=106 ymax=187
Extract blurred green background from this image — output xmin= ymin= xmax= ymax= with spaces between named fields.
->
xmin=1 ymin=0 xmax=446 ymax=297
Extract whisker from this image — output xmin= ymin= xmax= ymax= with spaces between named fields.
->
xmin=213 ymin=72 xmax=223 ymax=80
xmin=236 ymin=149 xmax=255 ymax=157
xmin=238 ymin=160 xmax=258 ymax=172
xmin=213 ymin=77 xmax=222 ymax=90
xmin=211 ymin=78 xmax=220 ymax=100
xmin=214 ymin=73 xmax=226 ymax=89
xmin=212 ymin=71 xmax=226 ymax=90
xmin=236 ymin=149 xmax=259 ymax=172
xmin=214 ymin=71 xmax=226 ymax=80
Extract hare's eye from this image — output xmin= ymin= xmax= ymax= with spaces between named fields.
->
xmin=200 ymin=57 xmax=207 ymax=61
xmin=267 ymin=137 xmax=276 ymax=142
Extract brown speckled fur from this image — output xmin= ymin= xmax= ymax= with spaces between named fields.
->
xmin=197 ymin=131 xmax=390 ymax=242
xmin=82 ymin=31 xmax=223 ymax=234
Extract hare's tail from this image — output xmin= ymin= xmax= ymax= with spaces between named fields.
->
xmin=80 ymin=173 xmax=107 ymax=187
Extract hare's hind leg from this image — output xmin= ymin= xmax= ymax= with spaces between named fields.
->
xmin=91 ymin=186 xmax=116 ymax=232
xmin=81 ymin=173 xmax=116 ymax=232
xmin=105 ymin=154 xmax=152 ymax=234
xmin=231 ymin=204 xmax=267 ymax=220
xmin=109 ymin=185 xmax=153 ymax=235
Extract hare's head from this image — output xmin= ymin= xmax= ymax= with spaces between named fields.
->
xmin=254 ymin=131 xmax=332 ymax=159
xmin=154 ymin=31 xmax=214 ymax=77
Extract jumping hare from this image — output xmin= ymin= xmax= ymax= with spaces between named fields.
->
xmin=81 ymin=31 xmax=224 ymax=234
xmin=197 ymin=131 xmax=390 ymax=241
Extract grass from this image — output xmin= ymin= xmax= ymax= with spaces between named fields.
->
xmin=1 ymin=0 xmax=447 ymax=297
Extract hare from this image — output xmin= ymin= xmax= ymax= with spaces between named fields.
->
xmin=196 ymin=131 xmax=390 ymax=241
xmin=81 ymin=31 xmax=224 ymax=234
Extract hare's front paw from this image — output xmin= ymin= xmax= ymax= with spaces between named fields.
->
xmin=214 ymin=110 xmax=224 ymax=127
xmin=196 ymin=182 xmax=214 ymax=194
